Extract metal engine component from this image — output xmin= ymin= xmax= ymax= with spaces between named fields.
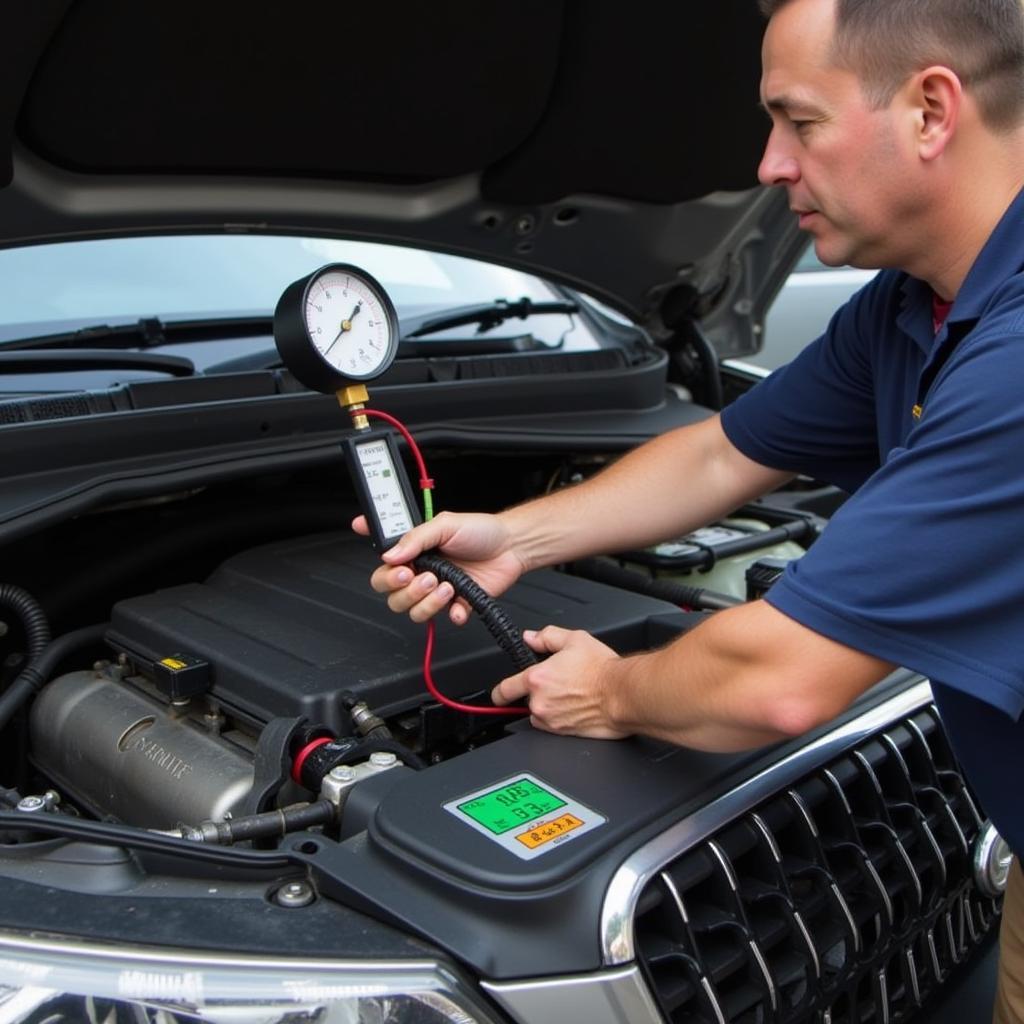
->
xmin=29 ymin=669 xmax=254 ymax=830
xmin=320 ymin=754 xmax=399 ymax=814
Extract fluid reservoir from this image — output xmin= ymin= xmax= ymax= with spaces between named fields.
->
xmin=621 ymin=516 xmax=807 ymax=600
xmin=29 ymin=669 xmax=254 ymax=830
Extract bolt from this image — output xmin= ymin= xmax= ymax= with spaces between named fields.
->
xmin=329 ymin=765 xmax=355 ymax=782
xmin=369 ymin=752 xmax=398 ymax=769
xmin=16 ymin=796 xmax=46 ymax=813
xmin=514 ymin=214 xmax=535 ymax=236
xmin=274 ymin=880 xmax=315 ymax=908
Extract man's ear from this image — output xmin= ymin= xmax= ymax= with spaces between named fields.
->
xmin=906 ymin=65 xmax=962 ymax=161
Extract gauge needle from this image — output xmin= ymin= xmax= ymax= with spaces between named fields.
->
xmin=324 ymin=304 xmax=362 ymax=356
xmin=342 ymin=302 xmax=362 ymax=332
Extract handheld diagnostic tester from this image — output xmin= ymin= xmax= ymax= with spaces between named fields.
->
xmin=274 ymin=263 xmax=418 ymax=550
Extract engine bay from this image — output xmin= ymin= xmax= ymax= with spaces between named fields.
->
xmin=1 ymin=452 xmax=819 ymax=846
xmin=30 ymin=530 xmax=692 ymax=831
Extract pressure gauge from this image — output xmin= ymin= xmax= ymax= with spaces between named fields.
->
xmin=274 ymin=263 xmax=399 ymax=391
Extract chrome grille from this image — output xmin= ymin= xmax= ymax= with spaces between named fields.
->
xmin=632 ymin=703 xmax=999 ymax=1024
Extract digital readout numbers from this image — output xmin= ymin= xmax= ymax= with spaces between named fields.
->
xmin=354 ymin=438 xmax=414 ymax=543
xmin=444 ymin=774 xmax=606 ymax=861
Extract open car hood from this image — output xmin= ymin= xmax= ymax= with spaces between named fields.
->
xmin=0 ymin=1 xmax=806 ymax=359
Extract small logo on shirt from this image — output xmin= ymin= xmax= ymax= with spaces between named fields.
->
xmin=911 ymin=404 xmax=923 ymax=420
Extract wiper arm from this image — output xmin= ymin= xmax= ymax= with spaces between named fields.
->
xmin=0 ymin=349 xmax=195 ymax=377
xmin=402 ymin=296 xmax=578 ymax=338
xmin=0 ymin=315 xmax=273 ymax=351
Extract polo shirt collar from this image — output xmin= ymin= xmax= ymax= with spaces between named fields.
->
xmin=896 ymin=182 xmax=1024 ymax=354
xmin=950 ymin=182 xmax=1024 ymax=320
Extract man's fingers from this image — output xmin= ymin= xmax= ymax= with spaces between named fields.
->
xmin=380 ymin=518 xmax=449 ymax=564
xmin=380 ymin=571 xmax=451 ymax=617
xmin=369 ymin=564 xmax=413 ymax=595
xmin=522 ymin=625 xmax=572 ymax=654
xmin=450 ymin=596 xmax=472 ymax=626
xmin=491 ymin=670 xmax=529 ymax=706
xmin=351 ymin=515 xmax=370 ymax=537
xmin=406 ymin=581 xmax=456 ymax=623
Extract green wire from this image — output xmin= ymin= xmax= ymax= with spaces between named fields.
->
xmin=423 ymin=489 xmax=434 ymax=522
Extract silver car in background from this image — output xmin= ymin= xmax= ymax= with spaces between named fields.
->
xmin=755 ymin=245 xmax=879 ymax=371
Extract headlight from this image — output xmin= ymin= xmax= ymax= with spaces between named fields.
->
xmin=0 ymin=931 xmax=501 ymax=1024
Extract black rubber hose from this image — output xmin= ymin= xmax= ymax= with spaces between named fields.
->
xmin=180 ymin=800 xmax=336 ymax=845
xmin=413 ymin=553 xmax=537 ymax=670
xmin=0 ymin=585 xmax=51 ymax=660
xmin=681 ymin=520 xmax=812 ymax=572
xmin=569 ymin=558 xmax=742 ymax=611
xmin=0 ymin=623 xmax=108 ymax=734
xmin=0 ymin=810 xmax=299 ymax=868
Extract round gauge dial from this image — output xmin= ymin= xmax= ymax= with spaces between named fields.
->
xmin=274 ymin=263 xmax=399 ymax=391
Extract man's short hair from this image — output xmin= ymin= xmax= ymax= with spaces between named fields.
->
xmin=758 ymin=0 xmax=1024 ymax=130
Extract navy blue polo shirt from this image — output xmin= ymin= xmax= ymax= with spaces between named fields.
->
xmin=721 ymin=185 xmax=1024 ymax=856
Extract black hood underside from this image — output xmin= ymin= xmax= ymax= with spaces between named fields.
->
xmin=0 ymin=2 xmax=802 ymax=354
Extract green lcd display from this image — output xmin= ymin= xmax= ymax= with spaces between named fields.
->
xmin=456 ymin=778 xmax=567 ymax=836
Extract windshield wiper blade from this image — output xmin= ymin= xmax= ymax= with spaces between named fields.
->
xmin=402 ymin=297 xmax=578 ymax=338
xmin=0 ymin=315 xmax=273 ymax=351
xmin=0 ymin=349 xmax=195 ymax=377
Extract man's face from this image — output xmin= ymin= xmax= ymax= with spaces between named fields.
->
xmin=758 ymin=0 xmax=920 ymax=268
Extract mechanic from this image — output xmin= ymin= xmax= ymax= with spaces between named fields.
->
xmin=355 ymin=0 xmax=1024 ymax=1018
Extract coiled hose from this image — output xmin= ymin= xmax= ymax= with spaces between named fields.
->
xmin=413 ymin=553 xmax=537 ymax=670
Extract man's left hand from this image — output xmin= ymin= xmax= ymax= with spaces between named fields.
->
xmin=491 ymin=625 xmax=630 ymax=739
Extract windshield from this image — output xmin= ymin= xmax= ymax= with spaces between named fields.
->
xmin=0 ymin=234 xmax=566 ymax=339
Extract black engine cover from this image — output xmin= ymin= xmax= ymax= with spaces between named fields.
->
xmin=107 ymin=531 xmax=690 ymax=732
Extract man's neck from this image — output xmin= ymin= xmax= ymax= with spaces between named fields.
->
xmin=910 ymin=136 xmax=1024 ymax=300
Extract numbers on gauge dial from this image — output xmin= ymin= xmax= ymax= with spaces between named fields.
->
xmin=304 ymin=271 xmax=390 ymax=377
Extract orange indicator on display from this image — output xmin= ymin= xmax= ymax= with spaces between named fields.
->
xmin=515 ymin=813 xmax=585 ymax=849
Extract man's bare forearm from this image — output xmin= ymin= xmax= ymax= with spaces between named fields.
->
xmin=499 ymin=414 xmax=793 ymax=572
xmin=603 ymin=600 xmax=895 ymax=751
xmin=492 ymin=600 xmax=894 ymax=749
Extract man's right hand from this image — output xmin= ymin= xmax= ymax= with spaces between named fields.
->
xmin=353 ymin=510 xmax=527 ymax=625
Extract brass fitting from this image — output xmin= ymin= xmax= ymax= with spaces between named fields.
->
xmin=337 ymin=384 xmax=370 ymax=429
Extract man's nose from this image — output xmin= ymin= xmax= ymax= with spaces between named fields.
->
xmin=758 ymin=130 xmax=800 ymax=187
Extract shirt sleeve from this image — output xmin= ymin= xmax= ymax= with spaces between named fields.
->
xmin=764 ymin=322 xmax=1024 ymax=720
xmin=721 ymin=273 xmax=898 ymax=492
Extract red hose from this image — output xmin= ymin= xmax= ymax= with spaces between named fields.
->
xmin=424 ymin=621 xmax=530 ymax=716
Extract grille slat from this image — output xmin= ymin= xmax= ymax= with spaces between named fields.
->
xmin=633 ymin=704 xmax=1001 ymax=1024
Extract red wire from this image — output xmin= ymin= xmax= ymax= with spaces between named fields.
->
xmin=357 ymin=408 xmax=434 ymax=489
xmin=424 ymin=621 xmax=530 ymax=716
xmin=353 ymin=404 xmax=529 ymax=717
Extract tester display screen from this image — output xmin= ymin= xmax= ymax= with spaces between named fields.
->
xmin=355 ymin=438 xmax=414 ymax=541
xmin=456 ymin=778 xmax=567 ymax=835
